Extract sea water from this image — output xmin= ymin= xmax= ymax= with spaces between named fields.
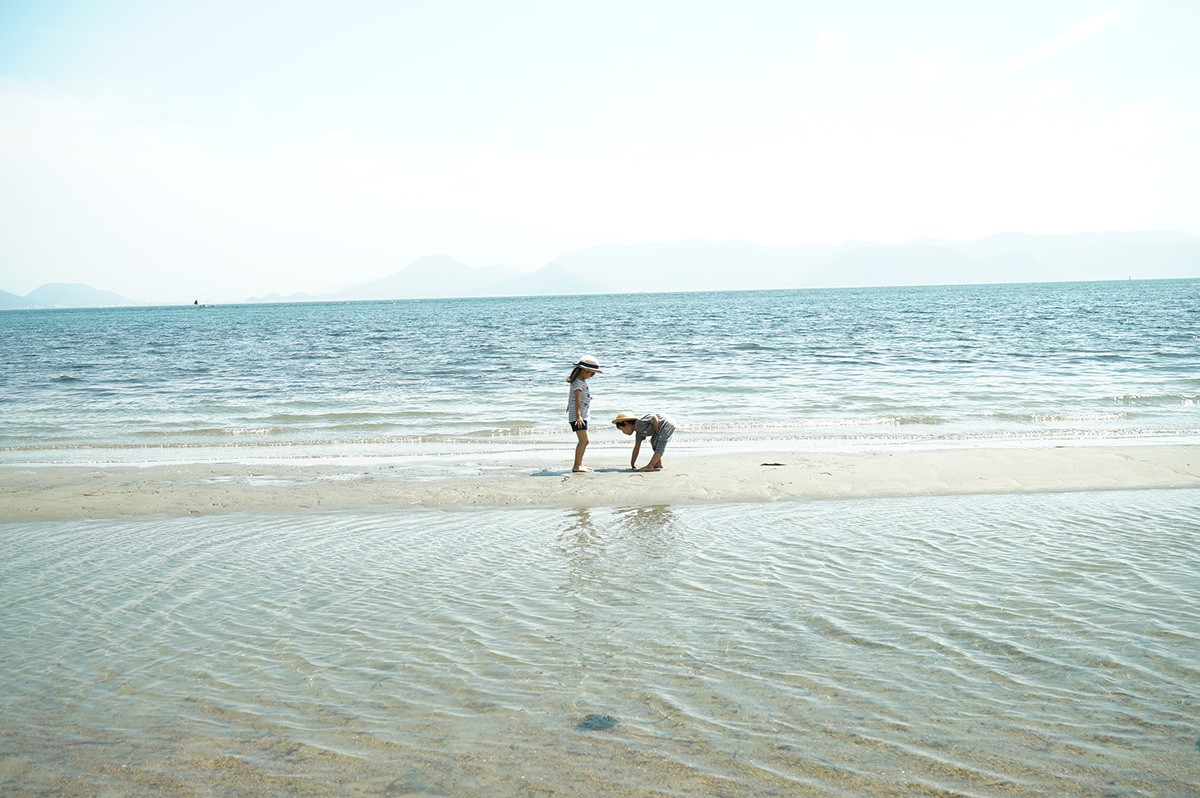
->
xmin=1 ymin=279 xmax=1198 ymax=465
xmin=2 ymin=280 xmax=1199 ymax=795
xmin=2 ymin=490 xmax=1198 ymax=795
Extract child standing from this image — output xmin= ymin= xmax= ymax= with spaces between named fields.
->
xmin=567 ymin=356 xmax=602 ymax=472
xmin=611 ymin=411 xmax=677 ymax=471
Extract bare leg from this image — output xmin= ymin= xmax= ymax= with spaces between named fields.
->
xmin=573 ymin=429 xmax=592 ymax=472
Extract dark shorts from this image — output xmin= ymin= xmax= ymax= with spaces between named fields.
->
xmin=570 ymin=420 xmax=589 ymax=432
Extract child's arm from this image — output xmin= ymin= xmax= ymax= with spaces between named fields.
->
xmin=640 ymin=416 xmax=663 ymax=470
xmin=573 ymin=388 xmax=584 ymax=425
xmin=630 ymin=438 xmax=641 ymax=469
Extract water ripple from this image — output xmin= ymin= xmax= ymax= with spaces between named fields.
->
xmin=2 ymin=490 xmax=1199 ymax=795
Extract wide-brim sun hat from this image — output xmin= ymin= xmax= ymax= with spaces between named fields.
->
xmin=575 ymin=356 xmax=603 ymax=372
xmin=611 ymin=412 xmax=639 ymax=425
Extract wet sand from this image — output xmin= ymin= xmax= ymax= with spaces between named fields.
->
xmin=2 ymin=444 xmax=1198 ymax=521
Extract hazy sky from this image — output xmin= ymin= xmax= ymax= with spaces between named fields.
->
xmin=1 ymin=0 xmax=1197 ymax=302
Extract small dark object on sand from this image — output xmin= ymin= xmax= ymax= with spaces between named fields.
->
xmin=577 ymin=713 xmax=618 ymax=731
xmin=761 ymin=462 xmax=786 ymax=467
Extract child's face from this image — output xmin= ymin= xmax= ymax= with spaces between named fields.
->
xmin=581 ymin=369 xmax=596 ymax=379
xmin=617 ymin=422 xmax=634 ymax=435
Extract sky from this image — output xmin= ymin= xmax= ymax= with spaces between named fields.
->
xmin=1 ymin=0 xmax=1197 ymax=302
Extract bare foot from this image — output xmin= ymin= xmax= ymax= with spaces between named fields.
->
xmin=572 ymin=466 xmax=593 ymax=473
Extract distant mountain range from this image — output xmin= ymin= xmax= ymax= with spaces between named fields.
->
xmin=3 ymin=232 xmax=1198 ymax=309
xmin=247 ymin=254 xmax=615 ymax=303
xmin=0 ymin=282 xmax=138 ymax=310
xmin=245 ymin=231 xmax=1199 ymax=303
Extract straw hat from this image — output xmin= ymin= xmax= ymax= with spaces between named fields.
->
xmin=611 ymin=412 xmax=639 ymax=425
xmin=575 ymin=356 xmax=603 ymax=373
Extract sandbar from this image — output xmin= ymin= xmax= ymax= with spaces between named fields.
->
xmin=2 ymin=444 xmax=1198 ymax=521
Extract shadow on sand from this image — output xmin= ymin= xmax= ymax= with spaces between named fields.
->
xmin=532 ymin=467 xmax=635 ymax=477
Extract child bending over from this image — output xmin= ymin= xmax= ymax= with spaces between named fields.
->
xmin=611 ymin=412 xmax=677 ymax=471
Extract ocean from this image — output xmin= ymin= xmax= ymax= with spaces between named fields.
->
xmin=2 ymin=279 xmax=1199 ymax=795
xmin=2 ymin=279 xmax=1198 ymax=466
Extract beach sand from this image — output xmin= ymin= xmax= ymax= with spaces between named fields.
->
xmin=2 ymin=444 xmax=1198 ymax=521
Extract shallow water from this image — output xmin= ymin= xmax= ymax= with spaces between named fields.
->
xmin=3 ymin=489 xmax=1198 ymax=795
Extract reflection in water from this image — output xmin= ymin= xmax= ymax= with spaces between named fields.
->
xmin=555 ymin=505 xmax=684 ymax=603
xmin=556 ymin=507 xmax=601 ymax=591
xmin=561 ymin=506 xmax=597 ymax=540
xmin=558 ymin=505 xmax=681 ymax=545
xmin=612 ymin=505 xmax=679 ymax=540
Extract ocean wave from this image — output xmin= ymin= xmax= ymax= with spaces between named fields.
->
xmin=262 ymin=411 xmax=392 ymax=423
xmin=1112 ymin=393 xmax=1199 ymax=406
xmin=4 ymin=426 xmax=1200 ymax=459
xmin=0 ymin=436 xmax=435 ymax=452
xmin=991 ymin=411 xmax=1129 ymax=423
xmin=681 ymin=426 xmax=1200 ymax=446
xmin=469 ymin=426 xmax=564 ymax=438
xmin=684 ymin=416 xmax=945 ymax=431
xmin=131 ymin=427 xmax=286 ymax=437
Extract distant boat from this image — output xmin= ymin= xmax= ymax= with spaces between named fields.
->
xmin=192 ymin=299 xmax=215 ymax=308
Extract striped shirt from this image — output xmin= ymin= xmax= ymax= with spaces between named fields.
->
xmin=567 ymin=378 xmax=591 ymax=421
